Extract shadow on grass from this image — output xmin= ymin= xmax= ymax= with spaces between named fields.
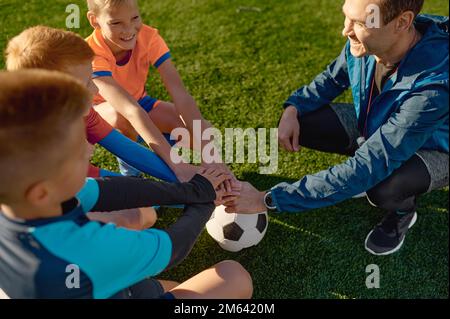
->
xmin=155 ymin=171 xmax=447 ymax=298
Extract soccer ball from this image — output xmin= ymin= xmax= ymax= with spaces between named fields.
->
xmin=206 ymin=205 xmax=269 ymax=252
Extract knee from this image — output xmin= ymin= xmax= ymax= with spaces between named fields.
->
xmin=216 ymin=260 xmax=253 ymax=299
xmin=150 ymin=102 xmax=186 ymax=133
xmin=116 ymin=118 xmax=137 ymax=140
xmin=366 ymin=184 xmax=397 ymax=211
xmin=139 ymin=207 xmax=158 ymax=229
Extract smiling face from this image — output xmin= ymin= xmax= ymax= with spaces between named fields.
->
xmin=90 ymin=0 xmax=142 ymax=56
xmin=342 ymin=0 xmax=398 ymax=58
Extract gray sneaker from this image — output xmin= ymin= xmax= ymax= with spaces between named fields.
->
xmin=365 ymin=211 xmax=417 ymax=256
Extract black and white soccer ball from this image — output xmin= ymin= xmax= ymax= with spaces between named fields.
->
xmin=206 ymin=205 xmax=268 ymax=252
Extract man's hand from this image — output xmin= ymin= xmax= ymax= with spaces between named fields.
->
xmin=214 ymin=180 xmax=242 ymax=206
xmin=223 ymin=182 xmax=266 ymax=214
xmin=278 ymin=105 xmax=301 ymax=152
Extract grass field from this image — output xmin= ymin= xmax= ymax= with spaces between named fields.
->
xmin=0 ymin=0 xmax=448 ymax=299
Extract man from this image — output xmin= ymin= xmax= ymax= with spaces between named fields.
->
xmin=225 ymin=0 xmax=449 ymax=256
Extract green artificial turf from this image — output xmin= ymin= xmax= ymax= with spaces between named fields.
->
xmin=0 ymin=0 xmax=448 ymax=299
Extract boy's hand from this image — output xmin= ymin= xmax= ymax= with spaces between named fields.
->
xmin=197 ymin=168 xmax=236 ymax=200
xmin=198 ymin=168 xmax=232 ymax=189
xmin=214 ymin=181 xmax=242 ymax=206
xmin=202 ymin=162 xmax=238 ymax=193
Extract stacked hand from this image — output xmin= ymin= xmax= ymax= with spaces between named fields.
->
xmin=201 ymin=162 xmax=243 ymax=205
xmin=197 ymin=168 xmax=240 ymax=204
xmin=178 ymin=162 xmax=267 ymax=214
xmin=223 ymin=182 xmax=266 ymax=214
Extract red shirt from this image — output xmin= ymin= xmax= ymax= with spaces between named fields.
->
xmin=87 ymin=164 xmax=101 ymax=178
xmin=84 ymin=108 xmax=114 ymax=178
xmin=84 ymin=108 xmax=114 ymax=145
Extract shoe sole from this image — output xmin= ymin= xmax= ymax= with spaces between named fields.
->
xmin=364 ymin=212 xmax=417 ymax=256
xmin=352 ymin=192 xmax=367 ymax=199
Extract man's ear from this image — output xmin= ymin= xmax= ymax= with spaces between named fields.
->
xmin=25 ymin=181 xmax=50 ymax=207
xmin=87 ymin=11 xmax=100 ymax=29
xmin=395 ymin=10 xmax=415 ymax=32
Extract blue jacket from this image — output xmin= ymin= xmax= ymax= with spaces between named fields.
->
xmin=271 ymin=15 xmax=449 ymax=213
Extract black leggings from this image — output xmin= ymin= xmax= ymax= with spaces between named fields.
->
xmin=298 ymin=105 xmax=357 ymax=156
xmin=297 ymin=105 xmax=431 ymax=213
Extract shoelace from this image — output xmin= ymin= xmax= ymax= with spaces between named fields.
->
xmin=379 ymin=212 xmax=401 ymax=239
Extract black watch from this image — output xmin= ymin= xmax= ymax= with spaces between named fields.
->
xmin=264 ymin=192 xmax=277 ymax=211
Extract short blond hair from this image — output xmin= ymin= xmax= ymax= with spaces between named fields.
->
xmin=0 ymin=70 xmax=91 ymax=202
xmin=5 ymin=26 xmax=94 ymax=72
xmin=87 ymin=0 xmax=137 ymax=15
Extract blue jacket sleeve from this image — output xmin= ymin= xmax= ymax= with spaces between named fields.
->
xmin=284 ymin=43 xmax=350 ymax=116
xmin=98 ymin=129 xmax=178 ymax=182
xmin=272 ymin=85 xmax=449 ymax=212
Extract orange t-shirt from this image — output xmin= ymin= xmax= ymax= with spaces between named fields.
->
xmin=86 ymin=24 xmax=171 ymax=105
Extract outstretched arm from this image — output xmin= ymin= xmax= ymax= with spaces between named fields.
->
xmin=59 ymin=170 xmax=231 ymax=299
xmin=158 ymin=59 xmax=238 ymax=191
xmin=272 ymin=85 xmax=449 ymax=212
xmin=98 ymin=129 xmax=178 ymax=182
xmin=77 ymin=174 xmax=218 ymax=213
xmin=93 ymin=77 xmax=175 ymax=165
xmin=93 ymin=76 xmax=199 ymax=182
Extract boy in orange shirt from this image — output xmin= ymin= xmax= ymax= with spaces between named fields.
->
xmin=86 ymin=0 xmax=237 ymax=190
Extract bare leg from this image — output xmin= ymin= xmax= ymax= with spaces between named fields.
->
xmin=168 ymin=260 xmax=253 ymax=299
xmin=151 ymin=101 xmax=200 ymax=149
xmin=95 ymin=100 xmax=192 ymax=151
xmin=149 ymin=101 xmax=186 ymax=134
xmin=94 ymin=102 xmax=139 ymax=140
xmin=95 ymin=101 xmax=193 ymax=149
xmin=158 ymin=280 xmax=180 ymax=292
xmin=87 ymin=207 xmax=158 ymax=230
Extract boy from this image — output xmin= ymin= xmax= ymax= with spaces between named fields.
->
xmin=5 ymin=26 xmax=177 ymax=182
xmin=86 ymin=0 xmax=236 ymax=186
xmin=0 ymin=70 xmax=253 ymax=299
xmin=5 ymin=26 xmax=171 ymax=230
